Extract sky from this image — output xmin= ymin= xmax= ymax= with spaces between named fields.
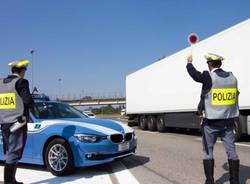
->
xmin=0 ymin=0 xmax=250 ymax=99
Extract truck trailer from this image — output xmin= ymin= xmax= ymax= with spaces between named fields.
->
xmin=126 ymin=19 xmax=250 ymax=140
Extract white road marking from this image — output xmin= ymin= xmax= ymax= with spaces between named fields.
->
xmin=0 ymin=165 xmax=112 ymax=184
xmin=195 ymin=137 xmax=250 ymax=147
xmin=111 ymin=162 xmax=140 ymax=184
xmin=111 ymin=161 xmax=140 ymax=184
xmin=138 ymin=130 xmax=157 ymax=135
xmin=234 ymin=142 xmax=250 ymax=147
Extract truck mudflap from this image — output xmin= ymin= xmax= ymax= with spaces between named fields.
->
xmin=247 ymin=116 xmax=250 ymax=136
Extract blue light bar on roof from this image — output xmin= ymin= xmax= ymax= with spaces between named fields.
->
xmin=32 ymin=94 xmax=50 ymax=101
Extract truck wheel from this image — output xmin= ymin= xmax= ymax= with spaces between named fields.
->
xmin=233 ymin=118 xmax=242 ymax=141
xmin=139 ymin=116 xmax=148 ymax=130
xmin=128 ymin=121 xmax=134 ymax=127
xmin=128 ymin=116 xmax=138 ymax=127
xmin=148 ymin=116 xmax=157 ymax=131
xmin=157 ymin=116 xmax=166 ymax=132
xmin=45 ymin=138 xmax=75 ymax=176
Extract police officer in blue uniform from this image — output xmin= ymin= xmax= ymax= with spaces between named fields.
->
xmin=0 ymin=60 xmax=33 ymax=184
xmin=186 ymin=53 xmax=240 ymax=184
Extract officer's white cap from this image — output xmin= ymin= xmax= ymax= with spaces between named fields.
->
xmin=8 ymin=59 xmax=30 ymax=68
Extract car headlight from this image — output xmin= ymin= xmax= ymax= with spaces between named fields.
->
xmin=74 ymin=133 xmax=106 ymax=143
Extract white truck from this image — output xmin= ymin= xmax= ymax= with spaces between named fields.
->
xmin=126 ymin=19 xmax=250 ymax=140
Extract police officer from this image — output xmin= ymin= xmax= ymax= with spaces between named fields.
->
xmin=186 ymin=53 xmax=240 ymax=184
xmin=0 ymin=59 xmax=33 ymax=184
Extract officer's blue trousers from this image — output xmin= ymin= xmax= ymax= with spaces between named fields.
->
xmin=1 ymin=123 xmax=27 ymax=164
xmin=202 ymin=120 xmax=238 ymax=160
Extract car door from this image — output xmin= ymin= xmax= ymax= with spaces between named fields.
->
xmin=21 ymin=121 xmax=34 ymax=159
xmin=0 ymin=119 xmax=35 ymax=162
xmin=0 ymin=125 xmax=33 ymax=161
xmin=20 ymin=113 xmax=38 ymax=161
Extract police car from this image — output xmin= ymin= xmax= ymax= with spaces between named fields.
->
xmin=0 ymin=94 xmax=137 ymax=176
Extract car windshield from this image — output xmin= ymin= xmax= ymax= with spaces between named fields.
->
xmin=30 ymin=102 xmax=88 ymax=119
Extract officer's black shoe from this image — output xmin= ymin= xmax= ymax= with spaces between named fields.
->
xmin=228 ymin=159 xmax=240 ymax=184
xmin=203 ymin=159 xmax=215 ymax=184
xmin=4 ymin=163 xmax=15 ymax=184
xmin=4 ymin=163 xmax=23 ymax=184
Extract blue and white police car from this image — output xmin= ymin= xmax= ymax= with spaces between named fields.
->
xmin=0 ymin=94 xmax=137 ymax=176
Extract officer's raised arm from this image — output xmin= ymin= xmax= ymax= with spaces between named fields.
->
xmin=186 ymin=55 xmax=207 ymax=83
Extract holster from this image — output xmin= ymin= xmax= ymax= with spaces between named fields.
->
xmin=1 ymin=124 xmax=12 ymax=154
xmin=197 ymin=94 xmax=205 ymax=116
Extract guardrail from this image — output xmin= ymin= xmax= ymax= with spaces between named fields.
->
xmin=62 ymin=98 xmax=126 ymax=106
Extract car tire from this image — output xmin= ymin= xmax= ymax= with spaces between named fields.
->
xmin=139 ymin=116 xmax=148 ymax=130
xmin=45 ymin=138 xmax=75 ymax=176
xmin=157 ymin=116 xmax=166 ymax=132
xmin=148 ymin=116 xmax=157 ymax=131
xmin=233 ymin=118 xmax=242 ymax=141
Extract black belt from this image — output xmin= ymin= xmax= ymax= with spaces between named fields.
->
xmin=203 ymin=119 xmax=234 ymax=128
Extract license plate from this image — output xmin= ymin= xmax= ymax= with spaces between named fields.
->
xmin=118 ymin=142 xmax=130 ymax=152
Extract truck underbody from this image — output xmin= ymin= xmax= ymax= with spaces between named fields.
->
xmin=127 ymin=110 xmax=250 ymax=141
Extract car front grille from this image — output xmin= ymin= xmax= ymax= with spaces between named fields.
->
xmin=110 ymin=133 xmax=133 ymax=143
xmin=125 ymin=133 xmax=133 ymax=141
xmin=110 ymin=134 xmax=123 ymax=143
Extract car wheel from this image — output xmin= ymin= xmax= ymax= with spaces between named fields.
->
xmin=139 ymin=116 xmax=148 ymax=130
xmin=157 ymin=116 xmax=166 ymax=132
xmin=148 ymin=116 xmax=157 ymax=131
xmin=233 ymin=118 xmax=242 ymax=141
xmin=45 ymin=138 xmax=75 ymax=176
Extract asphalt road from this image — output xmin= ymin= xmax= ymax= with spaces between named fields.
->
xmin=122 ymin=126 xmax=250 ymax=184
xmin=108 ymin=115 xmax=250 ymax=184
xmin=0 ymin=115 xmax=249 ymax=184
